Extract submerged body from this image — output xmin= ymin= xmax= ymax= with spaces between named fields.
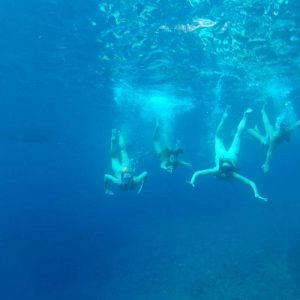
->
xmin=153 ymin=124 xmax=191 ymax=173
xmin=248 ymin=104 xmax=300 ymax=173
xmin=104 ymin=129 xmax=147 ymax=195
xmin=190 ymin=107 xmax=267 ymax=201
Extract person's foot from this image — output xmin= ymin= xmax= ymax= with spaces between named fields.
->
xmin=244 ymin=108 xmax=253 ymax=115
xmin=248 ymin=125 xmax=260 ymax=134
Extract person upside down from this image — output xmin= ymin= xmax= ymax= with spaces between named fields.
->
xmin=190 ymin=106 xmax=267 ymax=201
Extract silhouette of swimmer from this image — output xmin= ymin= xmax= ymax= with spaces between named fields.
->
xmin=104 ymin=129 xmax=147 ymax=195
xmin=153 ymin=124 xmax=191 ymax=173
xmin=190 ymin=107 xmax=267 ymax=201
xmin=248 ymin=103 xmax=300 ymax=173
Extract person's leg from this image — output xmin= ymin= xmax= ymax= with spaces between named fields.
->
xmin=262 ymin=142 xmax=275 ymax=173
xmin=215 ymin=137 xmax=226 ymax=166
xmin=216 ymin=106 xmax=230 ymax=138
xmin=248 ymin=127 xmax=268 ymax=145
xmin=104 ymin=174 xmax=121 ymax=195
xmin=262 ymin=106 xmax=274 ymax=137
xmin=228 ymin=108 xmax=252 ymax=157
xmin=153 ymin=125 xmax=163 ymax=155
xmin=134 ymin=171 xmax=148 ymax=194
xmin=119 ymin=132 xmax=130 ymax=166
xmin=215 ymin=107 xmax=229 ymax=165
xmin=111 ymin=129 xmax=122 ymax=176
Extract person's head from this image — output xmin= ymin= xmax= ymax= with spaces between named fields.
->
xmin=166 ymin=147 xmax=183 ymax=162
xmin=274 ymin=119 xmax=292 ymax=143
xmin=219 ymin=160 xmax=236 ymax=177
xmin=121 ymin=167 xmax=133 ymax=186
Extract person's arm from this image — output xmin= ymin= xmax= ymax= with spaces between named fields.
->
xmin=288 ymin=120 xmax=300 ymax=131
xmin=134 ymin=171 xmax=148 ymax=194
xmin=262 ymin=142 xmax=275 ymax=173
xmin=104 ymin=174 xmax=121 ymax=195
xmin=189 ymin=167 xmax=218 ymax=187
xmin=160 ymin=161 xmax=168 ymax=170
xmin=160 ymin=161 xmax=174 ymax=173
xmin=178 ymin=160 xmax=192 ymax=168
xmin=232 ymin=172 xmax=268 ymax=201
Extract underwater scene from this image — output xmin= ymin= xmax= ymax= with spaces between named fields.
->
xmin=1 ymin=0 xmax=300 ymax=299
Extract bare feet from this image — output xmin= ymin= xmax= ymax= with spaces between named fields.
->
xmin=244 ymin=108 xmax=253 ymax=115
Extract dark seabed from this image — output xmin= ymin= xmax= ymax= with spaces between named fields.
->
xmin=1 ymin=0 xmax=300 ymax=299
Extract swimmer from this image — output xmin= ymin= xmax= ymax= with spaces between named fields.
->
xmin=104 ymin=129 xmax=148 ymax=195
xmin=190 ymin=107 xmax=267 ymax=201
xmin=248 ymin=104 xmax=300 ymax=173
xmin=153 ymin=124 xmax=191 ymax=173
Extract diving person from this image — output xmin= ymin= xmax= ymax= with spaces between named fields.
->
xmin=248 ymin=103 xmax=300 ymax=173
xmin=189 ymin=106 xmax=267 ymax=201
xmin=104 ymin=129 xmax=148 ymax=195
xmin=153 ymin=124 xmax=191 ymax=173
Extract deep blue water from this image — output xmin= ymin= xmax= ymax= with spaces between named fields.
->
xmin=1 ymin=0 xmax=300 ymax=299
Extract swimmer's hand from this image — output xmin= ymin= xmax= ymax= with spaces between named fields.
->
xmin=256 ymin=194 xmax=268 ymax=202
xmin=261 ymin=163 xmax=269 ymax=173
xmin=105 ymin=189 xmax=114 ymax=196
xmin=187 ymin=180 xmax=195 ymax=188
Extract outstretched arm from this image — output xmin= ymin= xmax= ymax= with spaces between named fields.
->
xmin=134 ymin=171 xmax=148 ymax=194
xmin=189 ymin=167 xmax=218 ymax=187
xmin=104 ymin=174 xmax=121 ymax=195
xmin=178 ymin=160 xmax=192 ymax=169
xmin=232 ymin=172 xmax=267 ymax=201
xmin=289 ymin=120 xmax=300 ymax=132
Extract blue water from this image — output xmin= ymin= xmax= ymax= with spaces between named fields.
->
xmin=1 ymin=0 xmax=300 ymax=299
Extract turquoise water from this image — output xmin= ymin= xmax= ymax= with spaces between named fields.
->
xmin=1 ymin=0 xmax=300 ymax=299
